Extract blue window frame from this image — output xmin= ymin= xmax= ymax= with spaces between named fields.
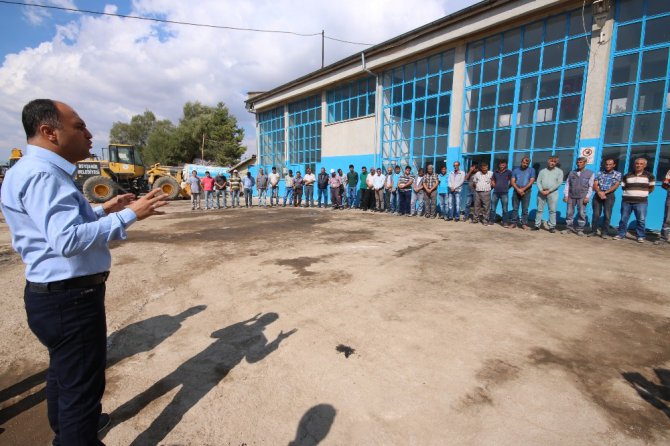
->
xmin=327 ymin=77 xmax=376 ymax=123
xmin=601 ymin=0 xmax=670 ymax=178
xmin=381 ymin=50 xmax=454 ymax=171
xmin=287 ymin=95 xmax=322 ymax=167
xmin=463 ymin=8 xmax=591 ymax=175
xmin=258 ymin=106 xmax=285 ymax=173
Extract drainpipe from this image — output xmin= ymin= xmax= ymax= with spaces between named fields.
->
xmin=361 ymin=52 xmax=380 ymax=169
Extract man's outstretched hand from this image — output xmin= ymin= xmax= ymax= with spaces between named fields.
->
xmin=128 ymin=189 xmax=169 ymax=220
xmin=103 ymin=193 xmax=136 ymax=214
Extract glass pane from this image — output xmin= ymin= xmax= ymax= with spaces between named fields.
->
xmin=555 ymin=149 xmax=575 ymax=179
xmin=539 ymin=71 xmax=561 ymax=98
xmin=500 ymin=54 xmax=519 ymax=79
xmin=485 ymin=35 xmax=501 ymax=59
xmin=428 ymin=75 xmax=440 ymax=97
xmin=415 ymin=99 xmax=426 ymax=119
xmin=518 ymin=76 xmax=538 ymax=102
xmin=495 ymin=129 xmax=511 ymax=150
xmin=633 ymin=113 xmax=662 ymax=142
xmin=629 ymin=145 xmax=657 ymax=173
xmin=477 ymin=131 xmax=494 ymax=151
xmin=483 ymin=59 xmax=500 ymax=83
xmin=563 ymin=67 xmax=584 ymax=94
xmin=644 ymin=15 xmax=670 ymax=46
xmin=618 ymin=0 xmax=644 ymax=22
xmin=503 ymin=28 xmax=522 ymax=53
xmin=605 ymin=116 xmax=631 ymax=144
xmin=545 ymin=15 xmax=566 ymax=42
xmin=416 ymin=59 xmax=427 ymax=78
xmin=617 ymin=22 xmax=642 ymax=51
xmin=658 ymin=144 xmax=670 ymax=178
xmin=466 ymin=111 xmax=478 ymax=131
xmin=499 ymin=81 xmax=515 ymax=104
xmin=480 ymin=108 xmax=496 ymax=130
xmin=465 ymin=133 xmax=476 ymax=152
xmin=530 ymin=151 xmax=552 ymax=174
xmin=536 ymin=99 xmax=557 ymax=123
xmin=515 ymin=127 xmax=533 ymax=150
xmin=481 ymin=85 xmax=497 ymax=107
xmin=465 ymin=89 xmax=479 ymax=110
xmin=524 ymin=22 xmax=543 ymax=48
xmin=518 ymin=102 xmax=535 ymax=125
xmin=637 ymin=81 xmax=665 ymax=111
xmin=648 ymin=0 xmax=670 ymax=16
xmin=438 ymin=95 xmax=450 ymax=115
xmin=566 ymin=38 xmax=589 ymax=64
xmin=468 ymin=63 xmax=482 ymax=85
xmin=556 ymin=122 xmax=578 ymax=148
xmin=601 ymin=146 xmax=628 ymax=173
xmin=415 ymin=78 xmax=427 ymax=98
xmin=467 ymin=41 xmax=484 ymax=64
xmin=440 ymin=71 xmax=453 ymax=92
xmin=665 ymin=114 xmax=670 ymax=140
xmin=569 ymin=9 xmax=591 ymax=36
xmin=521 ymin=49 xmax=541 ymax=74
xmin=497 ymin=106 xmax=514 ymax=128
xmin=428 ymin=55 xmax=441 ymax=75
xmin=608 ymin=85 xmax=636 ymax=114
xmin=543 ymin=43 xmax=565 ymax=70
xmin=611 ymin=54 xmax=639 ymax=85
xmin=560 ymin=95 xmax=582 ymax=121
xmin=443 ymin=50 xmax=455 ymax=69
xmin=640 ymin=49 xmax=669 ymax=80
xmin=534 ymin=125 xmax=555 ymax=148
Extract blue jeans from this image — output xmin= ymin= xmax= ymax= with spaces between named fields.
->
xmin=283 ymin=188 xmax=293 ymax=205
xmin=447 ymin=191 xmax=461 ymax=219
xmin=258 ymin=188 xmax=267 ymax=206
xmin=535 ymin=191 xmax=559 ymax=229
xmin=204 ymin=190 xmax=215 ymax=209
xmin=511 ymin=190 xmax=531 ymax=225
xmin=215 ymin=190 xmax=227 ymax=208
xmin=617 ymin=201 xmax=648 ymax=239
xmin=317 ymin=188 xmax=328 ymax=207
xmin=25 ymin=283 xmax=107 ymax=446
xmin=437 ymin=192 xmax=448 ymax=218
xmin=231 ymin=190 xmax=240 ymax=207
xmin=491 ymin=191 xmax=509 ymax=224
xmin=304 ymin=185 xmax=314 ymax=207
xmin=347 ymin=186 xmax=357 ymax=208
xmin=270 ymin=186 xmax=279 ymax=206
xmin=461 ymin=184 xmax=473 ymax=220
xmin=388 ymin=190 xmax=398 ymax=212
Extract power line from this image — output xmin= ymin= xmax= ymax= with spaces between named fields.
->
xmin=0 ymin=0 xmax=373 ymax=44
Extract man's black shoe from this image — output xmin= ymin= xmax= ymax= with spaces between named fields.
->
xmin=98 ymin=413 xmax=111 ymax=433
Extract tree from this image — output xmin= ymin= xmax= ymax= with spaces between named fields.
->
xmin=109 ymin=110 xmax=157 ymax=150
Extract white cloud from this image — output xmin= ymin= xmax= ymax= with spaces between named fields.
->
xmin=1 ymin=0 xmax=478 ymax=161
xmin=22 ymin=0 xmax=78 ymax=26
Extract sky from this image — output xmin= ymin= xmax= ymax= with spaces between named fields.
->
xmin=0 ymin=0 xmax=480 ymax=162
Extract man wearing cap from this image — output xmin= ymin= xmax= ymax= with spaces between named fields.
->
xmin=269 ymin=166 xmax=281 ymax=207
xmin=185 ymin=170 xmax=202 ymax=210
xmin=317 ymin=167 xmax=329 ymax=208
xmin=229 ymin=169 xmax=242 ymax=208
xmin=242 ymin=172 xmax=255 ymax=208
xmin=303 ymin=167 xmax=316 ymax=208
xmin=256 ymin=167 xmax=268 ymax=207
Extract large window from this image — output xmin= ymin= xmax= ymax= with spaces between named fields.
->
xmin=463 ymin=8 xmax=591 ymax=174
xmin=327 ymin=77 xmax=376 ymax=123
xmin=602 ymin=0 xmax=670 ymax=177
xmin=381 ymin=50 xmax=454 ymax=171
xmin=258 ymin=106 xmax=285 ymax=172
xmin=288 ymin=95 xmax=322 ymax=166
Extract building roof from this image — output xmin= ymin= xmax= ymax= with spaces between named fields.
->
xmin=230 ymin=154 xmax=257 ymax=171
xmin=245 ymin=0 xmax=517 ymax=109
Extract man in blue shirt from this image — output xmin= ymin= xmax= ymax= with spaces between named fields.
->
xmin=590 ymin=158 xmax=621 ymax=238
xmin=510 ymin=156 xmax=536 ymax=229
xmin=491 ymin=160 xmax=512 ymax=227
xmin=1 ymin=99 xmax=167 ymax=446
xmin=437 ymin=165 xmax=449 ymax=220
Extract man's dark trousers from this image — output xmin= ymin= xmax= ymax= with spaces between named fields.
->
xmin=591 ymin=193 xmax=615 ymax=235
xmin=25 ymin=283 xmax=107 ymax=446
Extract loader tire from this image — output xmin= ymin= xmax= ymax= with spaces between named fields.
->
xmin=83 ymin=176 xmax=117 ymax=203
xmin=153 ymin=176 xmax=181 ymax=200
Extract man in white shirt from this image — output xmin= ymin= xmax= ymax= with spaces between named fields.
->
xmin=373 ymin=167 xmax=386 ymax=211
xmin=269 ymin=166 xmax=281 ymax=207
xmin=447 ymin=161 xmax=466 ymax=221
xmin=410 ymin=168 xmax=425 ymax=216
xmin=472 ymin=163 xmax=494 ymax=225
xmin=302 ymin=167 xmax=316 ymax=208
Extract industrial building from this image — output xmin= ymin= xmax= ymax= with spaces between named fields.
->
xmin=245 ymin=0 xmax=670 ymax=229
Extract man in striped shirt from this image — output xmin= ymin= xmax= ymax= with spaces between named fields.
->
xmin=614 ymin=158 xmax=655 ymax=243
xmin=658 ymin=168 xmax=670 ymax=244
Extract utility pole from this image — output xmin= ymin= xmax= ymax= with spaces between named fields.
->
xmin=201 ymin=132 xmax=206 ymax=162
xmin=321 ymin=30 xmax=325 ymax=68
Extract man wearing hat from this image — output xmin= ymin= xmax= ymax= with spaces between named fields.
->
xmin=329 ymin=169 xmax=342 ymax=209
xmin=229 ymin=170 xmax=242 ymax=208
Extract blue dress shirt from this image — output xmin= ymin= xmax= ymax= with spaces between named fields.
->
xmin=1 ymin=145 xmax=137 ymax=282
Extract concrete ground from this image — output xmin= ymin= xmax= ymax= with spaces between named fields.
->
xmin=0 ymin=201 xmax=669 ymax=446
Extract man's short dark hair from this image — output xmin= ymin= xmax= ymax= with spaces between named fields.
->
xmin=22 ymin=99 xmax=61 ymax=139
xmin=349 ymin=164 xmax=354 ymax=168
xmin=205 ymin=171 xmax=210 ymax=174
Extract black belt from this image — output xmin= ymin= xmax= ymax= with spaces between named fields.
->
xmin=27 ymin=272 xmax=109 ymax=293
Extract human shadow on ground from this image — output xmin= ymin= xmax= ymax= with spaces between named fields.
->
xmin=0 ymin=305 xmax=206 ymax=428
xmin=288 ymin=404 xmax=336 ymax=446
xmin=622 ymin=369 xmax=670 ymax=418
xmin=104 ymin=312 xmax=296 ymax=446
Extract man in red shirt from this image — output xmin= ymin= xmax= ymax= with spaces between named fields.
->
xmin=202 ymin=171 xmax=216 ymax=210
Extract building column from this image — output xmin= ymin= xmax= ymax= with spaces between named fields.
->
xmin=448 ymin=44 xmax=467 ymax=169
xmin=579 ymin=1 xmax=615 ymax=167
xmin=283 ymin=104 xmax=289 ymax=175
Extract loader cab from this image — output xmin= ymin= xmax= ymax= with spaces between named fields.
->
xmin=103 ymin=144 xmax=145 ymax=178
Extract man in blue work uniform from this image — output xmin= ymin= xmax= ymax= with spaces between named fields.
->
xmin=1 ymin=99 xmax=168 ymax=445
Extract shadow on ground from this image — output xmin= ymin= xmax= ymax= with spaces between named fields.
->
xmin=289 ymin=404 xmax=336 ymax=446
xmin=103 ymin=312 xmax=296 ymax=446
xmin=623 ymin=369 xmax=670 ymax=419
